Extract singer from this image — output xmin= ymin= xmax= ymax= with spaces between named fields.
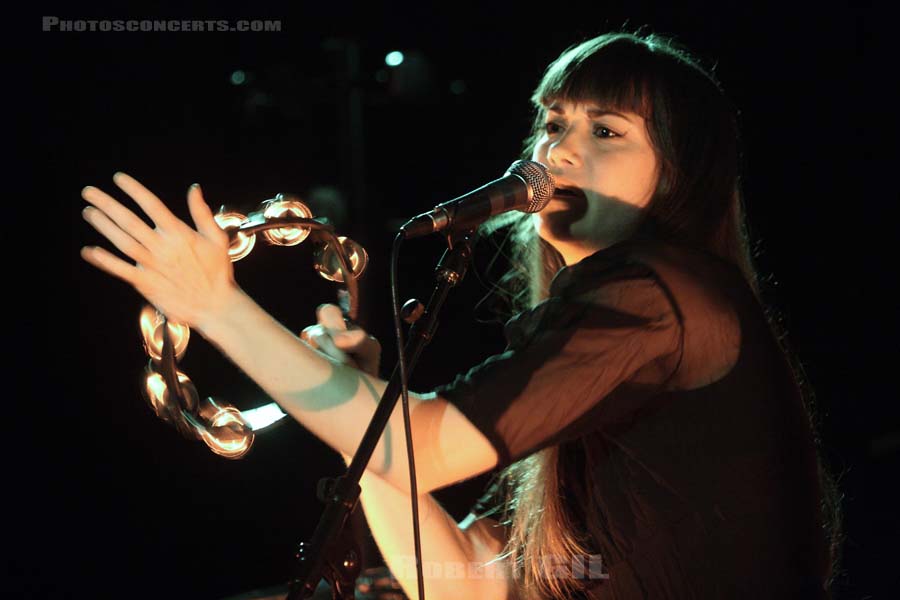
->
xmin=81 ymin=31 xmax=841 ymax=599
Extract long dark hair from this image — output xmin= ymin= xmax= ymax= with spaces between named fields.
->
xmin=478 ymin=31 xmax=843 ymax=599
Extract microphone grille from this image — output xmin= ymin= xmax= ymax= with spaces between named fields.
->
xmin=506 ymin=160 xmax=556 ymax=213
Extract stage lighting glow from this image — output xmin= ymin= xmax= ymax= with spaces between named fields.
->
xmin=240 ymin=402 xmax=288 ymax=431
xmin=385 ymin=51 xmax=404 ymax=67
xmin=230 ymin=70 xmax=246 ymax=85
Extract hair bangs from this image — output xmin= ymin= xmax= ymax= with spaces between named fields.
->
xmin=531 ymin=37 xmax=655 ymax=120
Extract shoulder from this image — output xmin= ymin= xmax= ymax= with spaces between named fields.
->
xmin=502 ymin=247 xmax=686 ymax=356
xmin=618 ymin=240 xmax=745 ymax=389
xmin=590 ymin=238 xmax=747 ymax=318
xmin=551 ymin=239 xmax=742 ymax=328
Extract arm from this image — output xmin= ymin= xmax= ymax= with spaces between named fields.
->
xmin=198 ymin=287 xmax=499 ymax=493
xmin=351 ymin=460 xmax=511 ymax=600
xmin=311 ymin=311 xmax=513 ymax=600
xmin=79 ymin=174 xmax=498 ymax=494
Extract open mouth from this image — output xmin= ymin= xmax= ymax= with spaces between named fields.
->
xmin=552 ymin=186 xmax=586 ymax=201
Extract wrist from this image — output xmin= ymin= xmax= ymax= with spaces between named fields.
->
xmin=193 ymin=281 xmax=250 ymax=342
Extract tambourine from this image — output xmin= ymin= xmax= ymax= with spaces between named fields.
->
xmin=139 ymin=193 xmax=368 ymax=459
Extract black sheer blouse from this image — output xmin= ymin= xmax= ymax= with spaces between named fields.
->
xmin=434 ymin=239 xmax=829 ymax=599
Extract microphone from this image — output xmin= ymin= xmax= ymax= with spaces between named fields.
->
xmin=400 ymin=160 xmax=556 ymax=239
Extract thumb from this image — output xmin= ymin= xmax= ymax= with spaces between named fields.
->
xmin=332 ymin=329 xmax=366 ymax=348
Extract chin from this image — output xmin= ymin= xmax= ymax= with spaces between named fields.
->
xmin=534 ymin=214 xmax=610 ymax=258
xmin=533 ymin=210 xmax=582 ymax=243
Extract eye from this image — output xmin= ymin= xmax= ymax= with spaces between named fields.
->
xmin=593 ymin=125 xmax=619 ymax=138
xmin=543 ymin=121 xmax=563 ymax=135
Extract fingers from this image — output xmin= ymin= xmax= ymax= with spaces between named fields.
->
xmin=332 ymin=329 xmax=372 ymax=349
xmin=187 ymin=184 xmax=228 ymax=244
xmin=300 ymin=324 xmax=352 ymax=364
xmin=302 ymin=313 xmax=380 ymax=376
xmin=80 ymin=245 xmax=142 ymax=285
xmin=82 ymin=185 xmax=160 ymax=251
xmin=82 ymin=206 xmax=154 ymax=266
xmin=334 ymin=329 xmax=381 ymax=376
xmin=112 ymin=172 xmax=187 ymax=233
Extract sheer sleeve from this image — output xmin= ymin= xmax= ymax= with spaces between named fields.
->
xmin=433 ymin=261 xmax=684 ymax=467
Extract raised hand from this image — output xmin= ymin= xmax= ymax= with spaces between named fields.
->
xmin=301 ymin=303 xmax=382 ymax=377
xmin=81 ymin=172 xmax=237 ymax=333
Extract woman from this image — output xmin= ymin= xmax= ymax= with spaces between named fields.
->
xmin=81 ymin=32 xmax=840 ymax=599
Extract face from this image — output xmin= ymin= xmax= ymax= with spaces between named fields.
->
xmin=531 ymin=100 xmax=659 ymax=264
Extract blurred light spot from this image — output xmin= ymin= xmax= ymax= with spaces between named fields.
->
xmin=241 ymin=402 xmax=288 ymax=432
xmin=385 ymin=51 xmax=404 ymax=67
xmin=386 ymin=51 xmax=437 ymax=101
xmin=230 ymin=70 xmax=247 ymax=85
xmin=375 ymin=69 xmax=389 ymax=83
xmin=450 ymin=80 xmax=467 ymax=95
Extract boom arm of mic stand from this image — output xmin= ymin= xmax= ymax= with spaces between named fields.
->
xmin=286 ymin=230 xmax=475 ymax=600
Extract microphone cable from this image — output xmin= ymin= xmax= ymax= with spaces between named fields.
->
xmin=390 ymin=231 xmax=427 ymax=600
xmin=384 ymin=160 xmax=553 ymax=599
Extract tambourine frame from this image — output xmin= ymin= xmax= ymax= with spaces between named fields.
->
xmin=140 ymin=203 xmax=366 ymax=460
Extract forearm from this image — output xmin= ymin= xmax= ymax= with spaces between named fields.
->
xmin=80 ymin=175 xmax=493 ymax=491
xmin=197 ymin=285 xmax=433 ymax=491
xmin=352 ymin=460 xmax=510 ymax=600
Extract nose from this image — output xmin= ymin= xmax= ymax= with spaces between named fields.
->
xmin=547 ymin=130 xmax=581 ymax=168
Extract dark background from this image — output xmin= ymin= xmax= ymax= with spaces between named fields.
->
xmin=21 ymin=1 xmax=892 ymax=598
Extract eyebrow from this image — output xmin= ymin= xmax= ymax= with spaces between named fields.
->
xmin=546 ymin=104 xmax=634 ymax=123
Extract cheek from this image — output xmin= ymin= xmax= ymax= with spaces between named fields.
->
xmin=599 ymin=153 xmax=658 ymax=208
xmin=635 ymin=154 xmax=660 ymax=206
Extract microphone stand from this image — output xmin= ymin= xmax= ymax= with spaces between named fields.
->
xmin=286 ymin=228 xmax=476 ymax=600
